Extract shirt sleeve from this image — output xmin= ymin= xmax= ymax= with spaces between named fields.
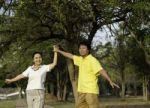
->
xmin=22 ymin=67 xmax=30 ymax=77
xmin=92 ymin=58 xmax=103 ymax=76
xmin=44 ymin=65 xmax=52 ymax=72
xmin=73 ymin=55 xmax=81 ymax=66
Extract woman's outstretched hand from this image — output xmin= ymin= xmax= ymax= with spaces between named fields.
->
xmin=5 ymin=79 xmax=13 ymax=84
xmin=53 ymin=45 xmax=59 ymax=52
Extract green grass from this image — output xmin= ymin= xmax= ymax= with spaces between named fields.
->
xmin=51 ymin=102 xmax=74 ymax=108
xmin=0 ymin=100 xmax=74 ymax=108
xmin=0 ymin=97 xmax=150 ymax=108
xmin=0 ymin=100 xmax=15 ymax=108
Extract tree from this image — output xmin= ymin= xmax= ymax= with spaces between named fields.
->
xmin=1 ymin=0 xmax=150 ymax=104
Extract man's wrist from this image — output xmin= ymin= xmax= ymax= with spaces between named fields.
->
xmin=109 ymin=80 xmax=113 ymax=84
xmin=57 ymin=50 xmax=61 ymax=53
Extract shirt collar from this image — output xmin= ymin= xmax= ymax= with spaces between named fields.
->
xmin=31 ymin=65 xmax=42 ymax=71
xmin=81 ymin=54 xmax=92 ymax=59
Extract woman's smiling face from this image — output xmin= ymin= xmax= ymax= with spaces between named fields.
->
xmin=33 ymin=53 xmax=42 ymax=65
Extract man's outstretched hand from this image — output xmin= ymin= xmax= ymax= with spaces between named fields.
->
xmin=109 ymin=81 xmax=120 ymax=89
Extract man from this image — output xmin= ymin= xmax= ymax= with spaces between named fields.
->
xmin=54 ymin=41 xmax=119 ymax=108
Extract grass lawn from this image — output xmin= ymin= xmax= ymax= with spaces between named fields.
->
xmin=0 ymin=100 xmax=15 ymax=108
xmin=50 ymin=102 xmax=74 ymax=108
xmin=0 ymin=100 xmax=74 ymax=108
xmin=0 ymin=97 xmax=150 ymax=108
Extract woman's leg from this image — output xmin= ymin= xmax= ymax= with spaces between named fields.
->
xmin=33 ymin=90 xmax=45 ymax=108
xmin=26 ymin=91 xmax=34 ymax=108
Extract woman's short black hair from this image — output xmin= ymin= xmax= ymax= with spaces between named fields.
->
xmin=32 ymin=52 xmax=43 ymax=58
xmin=79 ymin=41 xmax=91 ymax=50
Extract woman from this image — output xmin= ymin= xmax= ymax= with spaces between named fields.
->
xmin=5 ymin=46 xmax=57 ymax=108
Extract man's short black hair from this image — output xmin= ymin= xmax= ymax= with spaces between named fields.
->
xmin=32 ymin=52 xmax=43 ymax=58
xmin=79 ymin=41 xmax=91 ymax=50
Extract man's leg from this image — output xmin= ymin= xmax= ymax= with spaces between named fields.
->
xmin=86 ymin=93 xmax=99 ymax=108
xmin=76 ymin=92 xmax=89 ymax=108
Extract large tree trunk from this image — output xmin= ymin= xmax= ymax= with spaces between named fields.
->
xmin=56 ymin=69 xmax=68 ymax=101
xmin=121 ymin=71 xmax=125 ymax=99
xmin=133 ymin=81 xmax=137 ymax=96
xmin=63 ymin=85 xmax=67 ymax=101
xmin=66 ymin=59 xmax=78 ymax=104
xmin=143 ymin=76 xmax=149 ymax=101
xmin=59 ymin=40 xmax=78 ymax=103
xmin=121 ymin=80 xmax=125 ymax=99
xmin=56 ymin=71 xmax=61 ymax=101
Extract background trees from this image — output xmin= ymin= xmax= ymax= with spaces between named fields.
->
xmin=0 ymin=0 xmax=150 ymax=103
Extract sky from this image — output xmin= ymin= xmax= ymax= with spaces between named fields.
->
xmin=92 ymin=25 xmax=117 ymax=47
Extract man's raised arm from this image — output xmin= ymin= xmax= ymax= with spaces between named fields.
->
xmin=54 ymin=46 xmax=73 ymax=59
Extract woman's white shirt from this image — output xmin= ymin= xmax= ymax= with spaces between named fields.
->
xmin=22 ymin=65 xmax=51 ymax=90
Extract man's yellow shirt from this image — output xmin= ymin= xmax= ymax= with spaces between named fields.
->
xmin=73 ymin=54 xmax=103 ymax=94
